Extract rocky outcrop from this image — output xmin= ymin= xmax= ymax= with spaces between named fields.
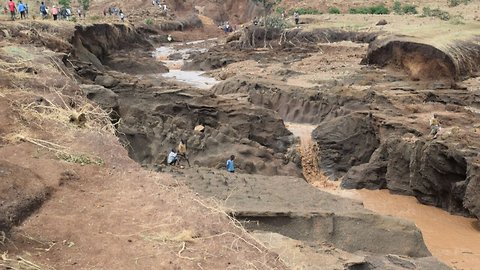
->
xmin=172 ymin=168 xmax=448 ymax=264
xmin=341 ymin=135 xmax=479 ymax=217
xmin=312 ymin=113 xmax=380 ymax=178
xmin=254 ymin=232 xmax=451 ymax=270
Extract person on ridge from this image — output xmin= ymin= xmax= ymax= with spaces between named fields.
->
xmin=226 ymin=155 xmax=235 ymax=173
xmin=17 ymin=1 xmax=25 ymax=19
xmin=429 ymin=113 xmax=441 ymax=139
xmin=294 ymin=11 xmax=300 ymax=25
xmin=51 ymin=5 xmax=58 ymax=20
xmin=8 ymin=0 xmax=16 ymax=21
xmin=39 ymin=2 xmax=47 ymax=18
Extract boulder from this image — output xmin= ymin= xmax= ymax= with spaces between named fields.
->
xmin=312 ymin=113 xmax=379 ymax=178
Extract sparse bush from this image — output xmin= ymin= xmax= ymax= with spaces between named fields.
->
xmin=403 ymin=5 xmax=418 ymax=14
xmin=349 ymin=5 xmax=389 ymax=15
xmin=291 ymin=7 xmax=321 ymax=15
xmin=275 ymin=7 xmax=285 ymax=14
xmin=328 ymin=7 xmax=341 ymax=14
xmin=393 ymin=1 xmax=402 ymax=14
xmin=422 ymin=7 xmax=450 ymax=20
xmin=145 ymin=18 xmax=153 ymax=25
xmin=90 ymin=15 xmax=101 ymax=21
xmin=450 ymin=15 xmax=465 ymax=24
xmin=448 ymin=0 xmax=471 ymax=7
xmin=265 ymin=15 xmax=287 ymax=30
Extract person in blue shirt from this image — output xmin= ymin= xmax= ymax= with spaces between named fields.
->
xmin=17 ymin=1 xmax=25 ymax=19
xmin=226 ymin=155 xmax=235 ymax=173
xmin=40 ymin=1 xmax=47 ymax=19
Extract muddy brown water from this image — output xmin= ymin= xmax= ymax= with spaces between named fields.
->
xmin=286 ymin=122 xmax=480 ymax=270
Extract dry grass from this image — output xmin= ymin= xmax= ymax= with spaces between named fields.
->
xmin=0 ymin=252 xmax=55 ymax=270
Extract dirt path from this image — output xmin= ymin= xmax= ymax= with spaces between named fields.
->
xmin=286 ymin=122 xmax=480 ymax=270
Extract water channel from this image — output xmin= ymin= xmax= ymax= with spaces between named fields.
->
xmin=154 ymin=41 xmax=480 ymax=270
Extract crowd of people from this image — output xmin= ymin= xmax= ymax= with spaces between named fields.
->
xmin=3 ymin=0 xmax=85 ymax=21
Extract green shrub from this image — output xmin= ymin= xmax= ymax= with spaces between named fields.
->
xmin=291 ymin=7 xmax=321 ymax=15
xmin=402 ymin=5 xmax=418 ymax=14
xmin=328 ymin=7 xmax=341 ymax=14
xmin=393 ymin=1 xmax=402 ymax=14
xmin=422 ymin=7 xmax=450 ymax=20
xmin=90 ymin=15 xmax=101 ymax=21
xmin=349 ymin=5 xmax=389 ymax=15
xmin=145 ymin=18 xmax=153 ymax=25
xmin=275 ymin=7 xmax=285 ymax=14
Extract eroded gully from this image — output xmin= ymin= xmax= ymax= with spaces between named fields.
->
xmin=154 ymin=41 xmax=480 ymax=270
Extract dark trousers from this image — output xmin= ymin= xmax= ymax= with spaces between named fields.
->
xmin=53 ymin=14 xmax=57 ymax=20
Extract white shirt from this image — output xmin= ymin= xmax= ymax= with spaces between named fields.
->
xmin=167 ymin=151 xmax=177 ymax=164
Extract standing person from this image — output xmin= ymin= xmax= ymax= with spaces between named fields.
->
xmin=177 ymin=139 xmax=190 ymax=167
xmin=24 ymin=2 xmax=28 ymax=17
xmin=77 ymin=7 xmax=81 ymax=18
xmin=429 ymin=114 xmax=441 ymax=139
xmin=226 ymin=155 xmax=235 ymax=173
xmin=18 ymin=1 xmax=25 ymax=19
xmin=51 ymin=5 xmax=58 ymax=20
xmin=8 ymin=0 xmax=16 ymax=21
xmin=294 ymin=11 xmax=300 ymax=25
xmin=40 ymin=1 xmax=47 ymax=19
xmin=119 ymin=10 xmax=125 ymax=21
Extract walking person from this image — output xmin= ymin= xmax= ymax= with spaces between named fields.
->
xmin=8 ymin=0 xmax=16 ymax=21
xmin=51 ymin=5 xmax=58 ymax=20
xmin=40 ymin=1 xmax=47 ymax=19
xmin=17 ymin=1 xmax=26 ymax=19
xmin=294 ymin=12 xmax=300 ymax=25
xmin=226 ymin=155 xmax=235 ymax=173
xmin=24 ymin=2 xmax=28 ymax=17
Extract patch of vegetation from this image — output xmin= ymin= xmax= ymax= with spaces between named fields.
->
xmin=59 ymin=0 xmax=71 ymax=8
xmin=328 ymin=7 xmax=341 ymax=14
xmin=422 ymin=7 xmax=450 ymax=20
xmin=291 ymin=7 xmax=321 ymax=15
xmin=265 ymin=15 xmax=287 ymax=30
xmin=56 ymin=152 xmax=104 ymax=166
xmin=393 ymin=1 xmax=402 ymax=14
xmin=448 ymin=0 xmax=471 ymax=7
xmin=402 ymin=5 xmax=418 ymax=14
xmin=349 ymin=5 xmax=390 ymax=15
xmin=145 ymin=18 xmax=154 ymax=25
xmin=275 ymin=7 xmax=285 ymax=14
xmin=90 ymin=15 xmax=101 ymax=21
xmin=450 ymin=15 xmax=465 ymax=25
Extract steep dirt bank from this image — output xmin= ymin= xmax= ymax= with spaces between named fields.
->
xmin=364 ymin=35 xmax=480 ymax=81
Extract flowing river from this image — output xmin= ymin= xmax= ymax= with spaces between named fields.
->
xmin=153 ymin=41 xmax=480 ymax=270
